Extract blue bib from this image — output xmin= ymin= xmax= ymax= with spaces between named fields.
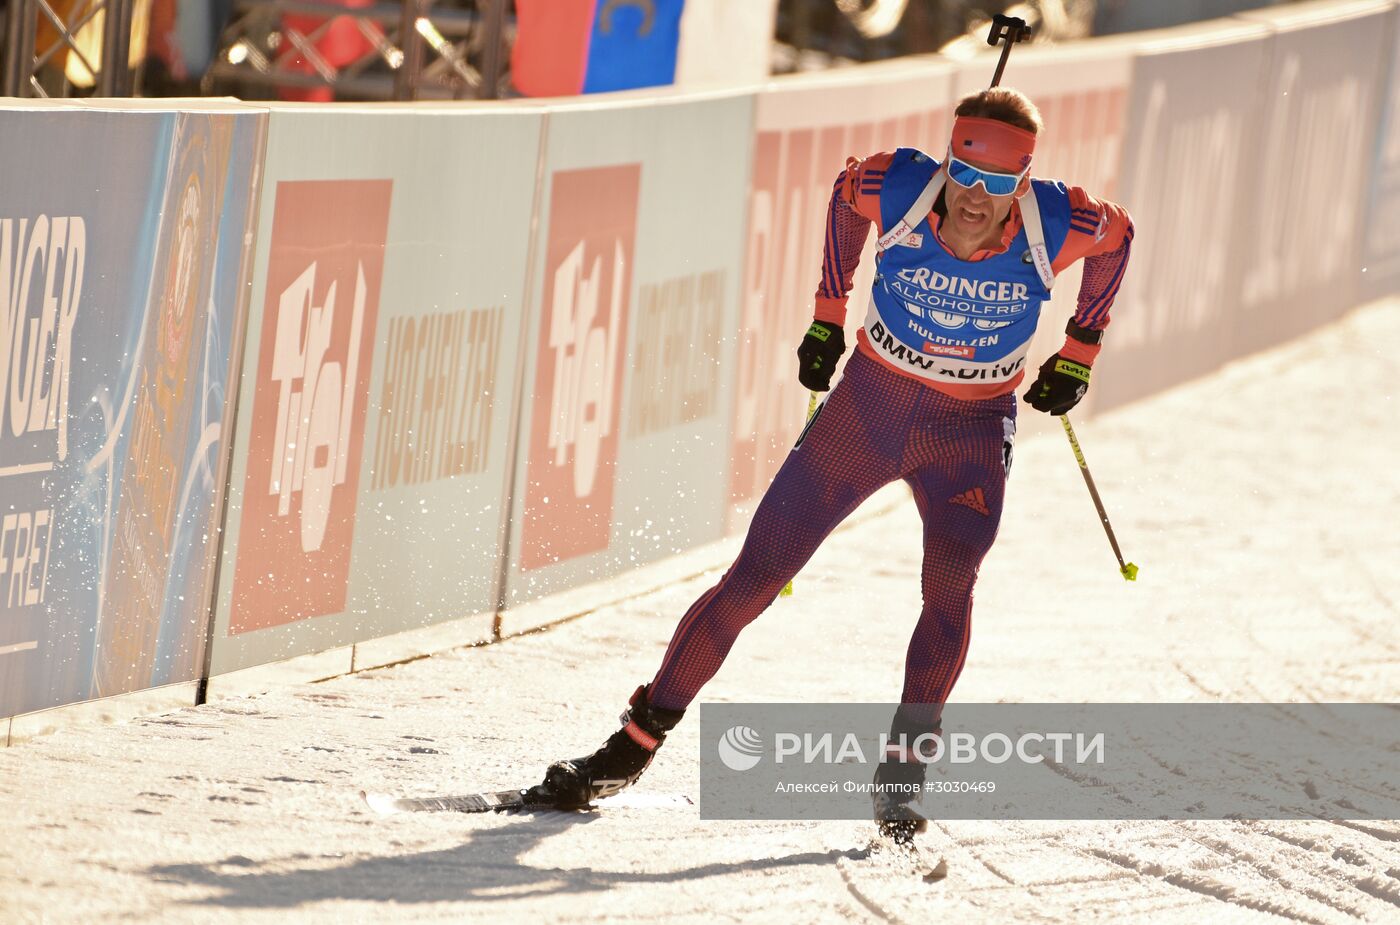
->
xmin=862 ymin=148 xmax=1073 ymax=386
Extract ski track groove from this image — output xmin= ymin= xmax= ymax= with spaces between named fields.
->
xmin=951 ymin=872 xmax=1136 ymax=894
xmin=834 ymin=843 xmax=954 ymax=925
xmin=836 ymin=858 xmax=905 ymax=925
xmin=1292 ymin=569 xmax=1399 ymax=662
xmin=1184 ymin=827 xmax=1375 ymax=921
xmin=1020 ymin=746 xmax=1398 ymax=925
xmin=1227 ymin=689 xmax=1397 ymax=819
xmin=932 ymin=821 xmax=1017 ymax=885
xmin=1319 ymin=820 xmax=1400 ymax=844
xmin=1344 ymin=551 xmax=1400 ymax=622
xmin=1083 ymin=845 xmax=1335 ymax=925
xmin=1171 ymin=660 xmax=1225 ymax=699
xmin=1086 ymin=702 xmax=1394 ymax=918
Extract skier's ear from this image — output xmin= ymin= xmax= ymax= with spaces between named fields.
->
xmin=1015 ymin=169 xmax=1031 ymax=198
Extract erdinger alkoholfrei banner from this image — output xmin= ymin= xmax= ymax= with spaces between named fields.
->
xmin=0 ymin=106 xmax=265 ymax=719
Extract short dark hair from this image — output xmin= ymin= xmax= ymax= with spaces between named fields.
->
xmin=954 ymin=88 xmax=1043 ymax=135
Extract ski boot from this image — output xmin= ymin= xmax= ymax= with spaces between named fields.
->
xmin=527 ymin=684 xmax=685 ymax=809
xmin=873 ymin=713 xmax=941 ymax=844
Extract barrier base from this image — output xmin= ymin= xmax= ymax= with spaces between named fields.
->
xmin=351 ymin=611 xmax=496 ymax=673
xmin=7 ymin=682 xmax=200 ymax=746
xmin=203 ymin=646 xmax=354 ymax=703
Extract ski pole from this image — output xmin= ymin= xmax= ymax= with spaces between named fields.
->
xmin=780 ymin=390 xmax=822 ymax=598
xmin=987 ymin=14 xmax=1033 ymax=88
xmin=1059 ymin=415 xmax=1139 ymax=582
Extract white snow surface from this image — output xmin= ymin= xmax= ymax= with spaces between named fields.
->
xmin=4 ymin=300 xmax=1400 ymax=924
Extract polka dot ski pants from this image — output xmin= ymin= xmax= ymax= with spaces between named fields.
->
xmin=649 ymin=348 xmax=1017 ymax=714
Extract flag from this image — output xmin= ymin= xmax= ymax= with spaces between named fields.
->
xmin=512 ymin=0 xmax=686 ymax=96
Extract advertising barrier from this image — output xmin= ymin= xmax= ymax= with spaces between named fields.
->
xmin=1363 ymin=5 xmax=1400 ymax=299
xmin=499 ymin=91 xmax=754 ymax=623
xmin=0 ymin=101 xmax=265 ymax=720
xmin=7 ymin=0 xmax=1400 ymax=733
xmin=1233 ymin=1 xmax=1393 ymax=354
xmin=206 ymin=105 xmax=543 ymax=681
xmin=1092 ymin=20 xmax=1274 ymax=410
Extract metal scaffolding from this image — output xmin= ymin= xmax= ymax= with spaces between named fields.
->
xmin=3 ymin=0 xmax=136 ymax=96
xmin=206 ymin=0 xmax=509 ymax=101
xmin=1 ymin=0 xmax=509 ymax=100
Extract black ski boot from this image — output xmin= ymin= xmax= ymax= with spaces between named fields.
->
xmin=527 ymin=684 xmax=684 ymax=809
xmin=873 ymin=711 xmax=941 ymax=844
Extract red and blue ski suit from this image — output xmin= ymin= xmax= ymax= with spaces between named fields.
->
xmin=648 ymin=148 xmax=1134 ymax=717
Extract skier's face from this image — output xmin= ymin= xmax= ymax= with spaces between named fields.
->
xmin=942 ymin=154 xmax=1029 ymax=242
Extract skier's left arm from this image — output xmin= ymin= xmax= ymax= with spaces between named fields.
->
xmin=1025 ymin=188 xmax=1134 ymax=415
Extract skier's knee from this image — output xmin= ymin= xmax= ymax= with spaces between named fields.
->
xmin=735 ymin=543 xmax=800 ymax=596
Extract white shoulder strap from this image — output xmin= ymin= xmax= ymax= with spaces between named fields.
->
xmin=1017 ymin=183 xmax=1056 ymax=291
xmin=876 ymin=167 xmax=945 ymax=252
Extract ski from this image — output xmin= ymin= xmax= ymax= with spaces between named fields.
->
xmin=360 ymin=788 xmax=695 ymax=816
xmin=361 ymin=788 xmax=535 ymax=815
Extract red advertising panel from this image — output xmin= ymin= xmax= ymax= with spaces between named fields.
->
xmin=520 ymin=165 xmax=640 ymax=570
xmin=229 ymin=180 xmax=391 ymax=633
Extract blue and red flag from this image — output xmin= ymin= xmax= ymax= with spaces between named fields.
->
xmin=512 ymin=0 xmax=686 ymax=96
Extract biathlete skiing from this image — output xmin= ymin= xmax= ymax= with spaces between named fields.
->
xmin=526 ymin=68 xmax=1133 ymax=844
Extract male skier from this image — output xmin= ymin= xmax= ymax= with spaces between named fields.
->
xmin=527 ymin=87 xmax=1134 ymax=840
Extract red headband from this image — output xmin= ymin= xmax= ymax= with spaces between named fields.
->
xmin=949 ymin=116 xmax=1036 ymax=173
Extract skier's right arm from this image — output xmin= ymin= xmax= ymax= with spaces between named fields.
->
xmin=813 ymin=152 xmax=892 ymax=327
xmin=798 ymin=153 xmax=893 ymax=391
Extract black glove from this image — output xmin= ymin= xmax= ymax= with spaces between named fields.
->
xmin=796 ymin=321 xmax=846 ymax=391
xmin=1022 ymin=353 xmax=1091 ymax=415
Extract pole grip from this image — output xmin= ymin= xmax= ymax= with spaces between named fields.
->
xmin=985 ymin=14 xmax=1032 ymax=88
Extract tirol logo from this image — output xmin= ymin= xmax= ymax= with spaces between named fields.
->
xmin=923 ymin=342 xmax=975 ymax=359
xmin=521 ymin=165 xmax=639 ymax=570
xmin=229 ymin=180 xmax=392 ymax=633
xmin=718 ymin=725 xmax=763 ymax=771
